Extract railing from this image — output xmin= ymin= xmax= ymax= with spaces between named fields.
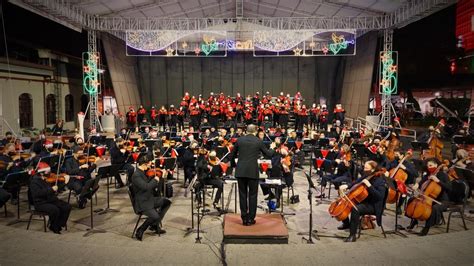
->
xmin=0 ymin=116 xmax=18 ymax=137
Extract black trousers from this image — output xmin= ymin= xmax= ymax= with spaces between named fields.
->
xmin=184 ymin=166 xmax=195 ymax=184
xmin=142 ymin=197 xmax=172 ymax=228
xmin=202 ymin=178 xmax=224 ymax=204
xmin=343 ymin=202 xmax=375 ymax=235
xmin=35 ymin=200 xmax=71 ymax=231
xmin=237 ymin=178 xmax=259 ymax=221
xmin=0 ymin=188 xmax=11 ymax=207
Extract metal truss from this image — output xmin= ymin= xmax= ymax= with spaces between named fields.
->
xmin=10 ymin=0 xmax=456 ymax=32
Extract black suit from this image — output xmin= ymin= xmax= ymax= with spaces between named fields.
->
xmin=232 ymin=134 xmax=275 ymax=222
xmin=131 ymin=169 xmax=171 ymax=229
xmin=29 ymin=175 xmax=71 ymax=232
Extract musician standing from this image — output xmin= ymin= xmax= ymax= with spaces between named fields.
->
xmin=231 ymin=124 xmax=276 ymax=226
xmin=29 ymin=164 xmax=71 ymax=234
xmin=132 ymin=155 xmax=171 ymax=240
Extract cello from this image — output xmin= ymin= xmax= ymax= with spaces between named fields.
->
xmin=328 ymin=168 xmax=386 ymax=221
xmin=386 ymin=150 xmax=413 ymax=204
xmin=405 ymin=162 xmax=445 ymax=221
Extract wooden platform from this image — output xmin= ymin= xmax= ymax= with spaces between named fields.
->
xmin=223 ymin=213 xmax=289 ymax=244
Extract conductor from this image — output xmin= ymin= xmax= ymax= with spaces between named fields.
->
xmin=232 ymin=124 xmax=276 ymax=226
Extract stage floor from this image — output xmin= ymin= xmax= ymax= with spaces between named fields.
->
xmin=0 ymin=164 xmax=473 ymax=265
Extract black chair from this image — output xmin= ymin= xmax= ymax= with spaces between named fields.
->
xmin=26 ymin=190 xmax=48 ymax=232
xmin=109 ymin=164 xmax=127 ymax=188
xmin=127 ymin=185 xmax=145 ymax=238
xmin=67 ymin=185 xmax=98 ymax=207
xmin=445 ymin=179 xmax=470 ymax=233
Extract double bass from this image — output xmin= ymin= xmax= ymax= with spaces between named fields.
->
xmin=421 ymin=121 xmax=444 ymax=161
xmin=328 ymin=169 xmax=386 ymax=221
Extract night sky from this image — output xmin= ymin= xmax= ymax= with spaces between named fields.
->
xmin=0 ymin=2 xmax=469 ymax=90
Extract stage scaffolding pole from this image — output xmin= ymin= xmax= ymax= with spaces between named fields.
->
xmin=378 ymin=29 xmax=396 ymax=130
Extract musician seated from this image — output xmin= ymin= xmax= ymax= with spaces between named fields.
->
xmin=261 ymin=146 xmax=294 ymax=208
xmin=338 ymin=161 xmax=387 ymax=242
xmin=1 ymin=143 xmax=30 ymax=205
xmin=29 ymin=164 xmax=71 ymax=234
xmin=199 ymin=118 xmax=211 ymax=132
xmin=317 ymin=145 xmax=353 ymax=198
xmin=223 ymin=115 xmax=237 ymax=131
xmin=109 ymin=137 xmax=134 ymax=188
xmin=389 ymin=150 xmax=418 ymax=214
xmin=407 ymin=159 xmax=451 ymax=236
xmin=1 ymin=131 xmax=14 ymax=146
xmin=262 ymin=116 xmax=272 ymax=131
xmin=51 ymin=120 xmax=64 ymax=136
xmin=140 ymin=118 xmax=151 ymax=128
xmin=64 ymin=147 xmax=96 ymax=208
xmin=132 ymin=155 xmax=171 ymax=241
xmin=195 ymin=150 xmax=224 ymax=210
xmin=288 ymin=131 xmax=304 ymax=169
xmin=181 ymin=142 xmax=198 ymax=186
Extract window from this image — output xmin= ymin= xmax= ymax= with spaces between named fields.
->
xmin=19 ymin=93 xmax=33 ymax=128
xmin=46 ymin=94 xmax=56 ymax=124
xmin=80 ymin=94 xmax=89 ymax=113
xmin=65 ymin=94 xmax=74 ymax=122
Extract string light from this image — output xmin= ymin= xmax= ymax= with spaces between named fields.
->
xmin=293 ymin=47 xmax=302 ymax=56
xmin=82 ymin=52 xmax=100 ymax=95
xmin=379 ymin=51 xmax=398 ymax=94
xmin=166 ymin=47 xmax=175 ymax=56
xmin=328 ymin=33 xmax=353 ymax=55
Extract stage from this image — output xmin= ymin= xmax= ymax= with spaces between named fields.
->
xmin=223 ymin=214 xmax=289 ymax=244
xmin=0 ymin=164 xmax=473 ymax=264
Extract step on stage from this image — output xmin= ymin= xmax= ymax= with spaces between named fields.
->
xmin=223 ymin=214 xmax=289 ymax=244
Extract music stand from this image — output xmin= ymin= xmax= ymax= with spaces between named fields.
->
xmin=383 ymin=176 xmax=407 ymax=238
xmin=297 ymin=172 xmax=319 ymax=243
xmin=318 ymin=138 xmax=329 ymax=148
xmin=184 ymin=175 xmax=206 ymax=242
xmin=411 ymin=141 xmax=429 ymax=152
xmin=4 ymin=171 xmax=30 ymax=225
xmin=96 ymin=165 xmax=119 ymax=215
xmin=80 ymin=176 xmax=106 ymax=237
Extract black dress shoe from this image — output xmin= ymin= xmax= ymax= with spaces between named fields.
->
xmin=407 ymin=220 xmax=418 ymax=230
xmin=135 ymin=227 xmax=146 ymax=241
xmin=247 ymin=219 xmax=256 ymax=226
xmin=419 ymin=227 xmax=429 ymax=236
xmin=337 ymin=224 xmax=350 ymax=230
xmin=155 ymin=228 xmax=167 ymax=235
xmin=315 ymin=193 xmax=326 ymax=199
xmin=149 ymin=224 xmax=157 ymax=232
xmin=344 ymin=234 xmax=356 ymax=242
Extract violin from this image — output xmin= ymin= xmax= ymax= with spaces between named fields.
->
xmin=45 ymin=173 xmax=68 ymax=185
xmin=328 ymin=168 xmax=386 ymax=221
xmin=146 ymin=167 xmax=163 ymax=178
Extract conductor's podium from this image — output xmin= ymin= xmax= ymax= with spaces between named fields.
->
xmin=223 ymin=213 xmax=289 ymax=244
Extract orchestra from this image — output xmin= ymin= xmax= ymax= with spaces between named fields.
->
xmin=0 ymin=90 xmax=472 ymax=244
